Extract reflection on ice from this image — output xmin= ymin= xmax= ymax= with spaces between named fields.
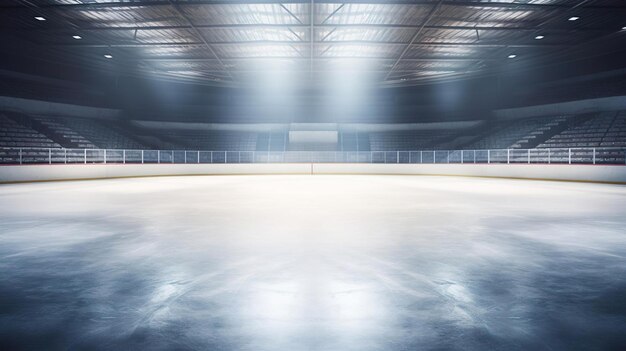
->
xmin=1 ymin=175 xmax=625 ymax=350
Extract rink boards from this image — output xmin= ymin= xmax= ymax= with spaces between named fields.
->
xmin=1 ymin=163 xmax=626 ymax=184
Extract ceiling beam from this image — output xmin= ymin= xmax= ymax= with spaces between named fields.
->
xmin=153 ymin=68 xmax=473 ymax=72
xmin=9 ymin=23 xmax=618 ymax=34
xmin=3 ymin=0 xmax=622 ymax=87
xmin=320 ymin=3 xmax=345 ymax=25
xmin=279 ymin=3 xmax=305 ymax=25
xmin=385 ymin=0 xmax=443 ymax=80
xmin=49 ymin=41 xmax=566 ymax=48
xmin=2 ymin=0 xmax=624 ymax=10
xmin=166 ymin=0 xmax=235 ymax=82
xmin=137 ymin=57 xmax=500 ymax=62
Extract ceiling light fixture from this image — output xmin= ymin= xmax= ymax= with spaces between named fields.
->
xmin=568 ymin=16 xmax=580 ymax=21
xmin=34 ymin=16 xmax=46 ymax=21
xmin=104 ymin=54 xmax=113 ymax=59
xmin=535 ymin=35 xmax=545 ymax=40
xmin=72 ymin=35 xmax=82 ymax=40
xmin=508 ymin=54 xmax=517 ymax=59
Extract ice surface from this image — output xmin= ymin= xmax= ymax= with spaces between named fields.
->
xmin=1 ymin=175 xmax=625 ymax=350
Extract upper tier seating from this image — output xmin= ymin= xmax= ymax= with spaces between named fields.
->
xmin=601 ymin=111 xmax=626 ymax=148
xmin=1 ymin=110 xmax=623 ymax=153
xmin=538 ymin=111 xmax=626 ymax=148
xmin=0 ymin=113 xmax=60 ymax=148
xmin=31 ymin=116 xmax=97 ymax=148
xmin=30 ymin=116 xmax=147 ymax=149
xmin=463 ymin=116 xmax=569 ymax=150
xmin=58 ymin=117 xmax=146 ymax=150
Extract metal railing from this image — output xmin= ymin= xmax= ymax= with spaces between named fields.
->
xmin=1 ymin=147 xmax=625 ymax=165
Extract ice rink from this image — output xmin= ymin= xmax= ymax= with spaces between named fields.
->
xmin=1 ymin=175 xmax=625 ymax=350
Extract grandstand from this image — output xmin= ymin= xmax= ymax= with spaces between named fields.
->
xmin=1 ymin=109 xmax=625 ymax=158
xmin=539 ymin=111 xmax=626 ymax=148
xmin=369 ymin=130 xmax=451 ymax=150
xmin=161 ymin=130 xmax=258 ymax=151
xmin=462 ymin=116 xmax=571 ymax=150
xmin=53 ymin=117 xmax=146 ymax=150
xmin=338 ymin=132 xmax=369 ymax=151
xmin=0 ymin=113 xmax=59 ymax=149
xmin=1 ymin=1 xmax=626 ymax=351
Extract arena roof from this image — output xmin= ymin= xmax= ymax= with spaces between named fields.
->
xmin=2 ymin=0 xmax=626 ymax=87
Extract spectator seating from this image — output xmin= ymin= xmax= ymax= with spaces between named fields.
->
xmin=538 ymin=111 xmax=626 ymax=148
xmin=1 ymin=111 xmax=624 ymax=157
xmin=31 ymin=116 xmax=97 ymax=148
xmin=339 ymin=132 xmax=370 ymax=151
xmin=58 ymin=117 xmax=146 ymax=150
xmin=161 ymin=130 xmax=258 ymax=151
xmin=368 ymin=130 xmax=457 ymax=151
xmin=0 ymin=113 xmax=62 ymax=164
xmin=601 ymin=111 xmax=626 ymax=148
xmin=463 ymin=116 xmax=569 ymax=150
xmin=0 ymin=113 xmax=60 ymax=148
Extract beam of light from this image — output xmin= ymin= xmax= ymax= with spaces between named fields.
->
xmin=238 ymin=59 xmax=304 ymax=121
xmin=319 ymin=59 xmax=378 ymax=122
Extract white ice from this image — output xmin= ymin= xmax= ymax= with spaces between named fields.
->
xmin=1 ymin=175 xmax=625 ymax=350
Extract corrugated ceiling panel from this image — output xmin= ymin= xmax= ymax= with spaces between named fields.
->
xmin=319 ymin=4 xmax=432 ymax=25
xmin=317 ymin=27 xmax=415 ymax=43
xmin=199 ymin=27 xmax=308 ymax=42
xmin=182 ymin=4 xmax=309 ymax=25
xmin=213 ymin=43 xmax=305 ymax=58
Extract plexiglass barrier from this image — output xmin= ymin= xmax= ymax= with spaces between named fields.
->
xmin=1 ymin=147 xmax=625 ymax=165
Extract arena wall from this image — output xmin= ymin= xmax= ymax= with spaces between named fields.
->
xmin=1 ymin=164 xmax=626 ymax=184
xmin=313 ymin=164 xmax=626 ymax=183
